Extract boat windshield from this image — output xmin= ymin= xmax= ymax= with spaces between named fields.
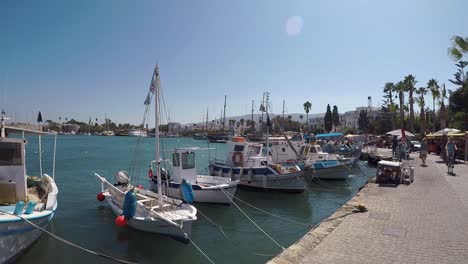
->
xmin=172 ymin=153 xmax=180 ymax=167
xmin=181 ymin=152 xmax=195 ymax=169
xmin=0 ymin=142 xmax=22 ymax=166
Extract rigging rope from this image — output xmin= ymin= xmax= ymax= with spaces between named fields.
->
xmin=220 ymin=188 xmax=285 ymax=250
xmin=0 ymin=210 xmax=137 ymax=264
xmin=180 ymin=229 xmax=216 ymax=264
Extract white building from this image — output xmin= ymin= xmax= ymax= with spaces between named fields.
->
xmin=340 ymin=106 xmax=381 ymax=129
xmin=309 ymin=117 xmax=324 ymax=130
xmin=167 ymin=122 xmax=181 ymax=133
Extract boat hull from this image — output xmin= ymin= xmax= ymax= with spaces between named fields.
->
xmin=0 ymin=212 xmax=54 ymax=263
xmin=304 ymin=159 xmax=356 ymax=180
xmin=105 ymin=194 xmax=193 ymax=241
xmin=210 ymin=165 xmax=306 ymax=193
xmin=151 ymin=181 xmax=238 ymax=205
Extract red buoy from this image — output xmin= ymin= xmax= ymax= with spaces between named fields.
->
xmin=136 ymin=185 xmax=143 ymax=189
xmin=97 ymin=192 xmax=105 ymax=201
xmin=115 ymin=215 xmax=127 ymax=227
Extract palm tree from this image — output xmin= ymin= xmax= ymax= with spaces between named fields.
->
xmin=394 ymin=81 xmax=406 ymax=129
xmin=448 ymin=35 xmax=468 ymax=61
xmin=299 ymin=114 xmax=303 ymax=124
xmin=428 ymin=79 xmax=440 ymax=131
xmin=415 ymin=87 xmax=427 ymax=134
xmin=303 ymin=101 xmax=312 ymax=131
xmin=438 ymin=84 xmax=449 ymax=129
xmin=403 ymin=75 xmax=417 ymax=132
xmin=383 ymin=82 xmax=397 ymax=129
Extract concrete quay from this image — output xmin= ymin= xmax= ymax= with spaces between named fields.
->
xmin=268 ymin=150 xmax=468 ymax=264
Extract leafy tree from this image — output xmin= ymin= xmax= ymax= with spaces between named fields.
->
xmin=415 ymin=86 xmax=427 ymax=134
xmin=428 ymin=79 xmax=440 ymax=131
xmin=394 ymin=81 xmax=407 ymax=130
xmin=383 ymin=82 xmax=397 ymax=129
xmin=448 ymin=61 xmax=468 ymax=130
xmin=299 ymin=115 xmax=303 ymax=124
xmin=403 ymin=74 xmax=417 ymax=132
xmin=303 ymin=101 xmax=312 ymax=131
xmin=324 ymin=104 xmax=333 ymax=133
xmin=357 ymin=110 xmax=369 ymax=133
xmin=332 ymin=105 xmax=340 ymax=131
xmin=448 ymin=36 xmax=468 ymax=61
xmin=438 ymin=84 xmax=449 ymax=129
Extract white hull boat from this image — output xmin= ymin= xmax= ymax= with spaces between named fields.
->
xmin=0 ymin=116 xmax=59 ymax=263
xmin=150 ymin=148 xmax=239 ymax=205
xmin=128 ymin=129 xmax=147 ymax=137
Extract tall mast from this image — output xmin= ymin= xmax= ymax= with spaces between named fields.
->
xmin=282 ymin=99 xmax=285 ymax=131
xmin=206 ymin=107 xmax=209 ymax=131
xmin=261 ymin=92 xmax=265 ymax=132
xmin=265 ymin=92 xmax=270 ymax=165
xmin=154 ymin=64 xmax=163 ymax=206
xmin=251 ymin=100 xmax=254 ymax=129
xmin=222 ymin=95 xmax=227 ymax=132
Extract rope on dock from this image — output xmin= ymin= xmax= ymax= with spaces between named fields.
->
xmin=0 ymin=210 xmax=137 ymax=264
xmin=220 ymin=188 xmax=285 ymax=250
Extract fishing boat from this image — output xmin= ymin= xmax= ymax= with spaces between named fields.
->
xmin=0 ymin=112 xmax=59 ymax=263
xmin=192 ymin=133 xmax=207 ymax=140
xmin=128 ymin=129 xmax=147 ymax=137
xmin=269 ymin=136 xmax=356 ymax=180
xmin=94 ymin=64 xmax=197 ymax=241
xmin=209 ymin=136 xmax=307 ymax=192
xmin=150 ymin=147 xmax=238 ymax=205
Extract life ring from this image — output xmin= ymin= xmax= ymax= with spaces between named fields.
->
xmin=232 ymin=151 xmax=244 ymax=167
xmin=148 ymin=168 xmax=153 ymax=179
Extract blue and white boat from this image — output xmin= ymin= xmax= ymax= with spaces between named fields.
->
xmin=150 ymin=147 xmax=238 ymax=205
xmin=269 ymin=136 xmax=356 ymax=180
xmin=209 ymin=137 xmax=307 ymax=193
xmin=0 ymin=112 xmax=59 ymax=263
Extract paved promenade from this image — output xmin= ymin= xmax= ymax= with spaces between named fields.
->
xmin=269 ymin=151 xmax=468 ymax=264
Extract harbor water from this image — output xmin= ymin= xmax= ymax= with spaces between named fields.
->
xmin=16 ymin=136 xmax=374 ymax=264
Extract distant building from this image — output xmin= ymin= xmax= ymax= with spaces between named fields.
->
xmin=167 ymin=122 xmax=181 ymax=133
xmin=340 ymin=106 xmax=381 ymax=129
xmin=310 ymin=117 xmax=325 ymax=130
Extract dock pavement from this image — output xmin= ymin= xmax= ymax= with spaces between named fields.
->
xmin=268 ymin=149 xmax=468 ymax=264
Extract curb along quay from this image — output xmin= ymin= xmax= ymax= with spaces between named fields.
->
xmin=269 ymin=150 xmax=468 ymax=264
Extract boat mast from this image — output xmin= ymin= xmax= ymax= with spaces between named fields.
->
xmin=261 ymin=92 xmax=265 ymax=131
xmin=0 ymin=109 xmax=5 ymax=138
xmin=282 ymin=99 xmax=285 ymax=131
xmin=222 ymin=95 xmax=227 ymax=132
xmin=251 ymin=100 xmax=254 ymax=130
xmin=206 ymin=107 xmax=209 ymax=131
xmin=154 ymin=64 xmax=163 ymax=207
xmin=265 ymin=92 xmax=270 ymax=166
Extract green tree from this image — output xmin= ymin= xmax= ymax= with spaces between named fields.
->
xmin=332 ymin=105 xmax=340 ymax=131
xmin=394 ymin=81 xmax=406 ymax=130
xmin=357 ymin=110 xmax=369 ymax=133
xmin=383 ymin=82 xmax=397 ymax=129
xmin=438 ymin=84 xmax=449 ymax=129
xmin=324 ymin=104 xmax=332 ymax=133
xmin=403 ymin=74 xmax=417 ymax=132
xmin=448 ymin=36 xmax=468 ymax=61
xmin=415 ymin=86 xmax=427 ymax=134
xmin=299 ymin=114 xmax=303 ymax=124
xmin=303 ymin=101 xmax=312 ymax=131
xmin=428 ymin=79 xmax=440 ymax=131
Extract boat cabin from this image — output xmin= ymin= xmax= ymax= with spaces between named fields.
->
xmin=170 ymin=148 xmax=198 ymax=185
xmin=222 ymin=140 xmax=265 ymax=167
xmin=0 ymin=137 xmax=26 ymax=204
xmin=269 ymin=138 xmax=329 ymax=164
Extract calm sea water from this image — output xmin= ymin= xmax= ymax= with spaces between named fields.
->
xmin=15 ymin=135 xmax=374 ymax=264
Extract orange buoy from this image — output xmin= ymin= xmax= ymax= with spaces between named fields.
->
xmin=115 ymin=215 xmax=127 ymax=227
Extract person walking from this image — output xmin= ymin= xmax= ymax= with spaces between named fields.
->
xmin=420 ymin=138 xmax=428 ymax=166
xmin=392 ymin=136 xmax=398 ymax=158
xmin=445 ymin=137 xmax=457 ymax=171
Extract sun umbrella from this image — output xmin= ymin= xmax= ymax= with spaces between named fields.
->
xmin=432 ymin=128 xmax=461 ymax=136
xmin=386 ymin=129 xmax=415 ymax=137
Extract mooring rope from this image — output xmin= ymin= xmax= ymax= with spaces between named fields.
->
xmin=220 ymin=188 xmax=285 ymax=250
xmin=180 ymin=229 xmax=216 ymax=264
xmin=0 ymin=210 xmax=137 ymax=264
xmin=197 ymin=209 xmax=231 ymax=240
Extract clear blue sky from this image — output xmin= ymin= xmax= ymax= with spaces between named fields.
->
xmin=1 ymin=0 xmax=467 ymax=125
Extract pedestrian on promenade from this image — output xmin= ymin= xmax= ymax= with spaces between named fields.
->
xmin=420 ymin=138 xmax=428 ymax=166
xmin=398 ymin=138 xmax=407 ymax=161
xmin=445 ymin=137 xmax=458 ymax=168
xmin=392 ymin=136 xmax=398 ymax=158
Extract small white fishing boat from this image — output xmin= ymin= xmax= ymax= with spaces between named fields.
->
xmin=150 ymin=147 xmax=238 ymax=205
xmin=94 ymin=64 xmax=197 ymax=241
xmin=209 ymin=137 xmax=307 ymax=192
xmin=0 ymin=112 xmax=59 ymax=263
